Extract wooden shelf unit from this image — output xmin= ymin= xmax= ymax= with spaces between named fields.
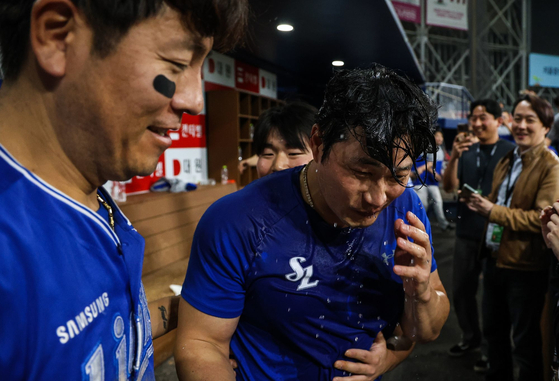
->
xmin=206 ymin=90 xmax=283 ymax=187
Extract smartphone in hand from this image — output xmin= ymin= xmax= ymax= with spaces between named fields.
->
xmin=456 ymin=123 xmax=470 ymax=134
xmin=460 ymin=183 xmax=478 ymax=199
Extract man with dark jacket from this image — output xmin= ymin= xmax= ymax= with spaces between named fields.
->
xmin=442 ymin=99 xmax=515 ymax=372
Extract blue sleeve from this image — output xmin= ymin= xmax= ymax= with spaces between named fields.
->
xmin=181 ymin=197 xmax=255 ymax=318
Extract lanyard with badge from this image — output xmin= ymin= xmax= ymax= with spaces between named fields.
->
xmin=476 ymin=143 xmax=498 ymax=192
xmin=490 ymin=157 xmax=519 ymax=244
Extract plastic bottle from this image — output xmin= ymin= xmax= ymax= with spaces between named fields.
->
xmin=221 ymin=165 xmax=229 ymax=185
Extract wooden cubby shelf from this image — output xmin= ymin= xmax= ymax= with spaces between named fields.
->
xmin=206 ymin=89 xmax=284 ymax=187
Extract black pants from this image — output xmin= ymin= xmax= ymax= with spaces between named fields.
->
xmin=452 ymin=236 xmax=483 ymax=346
xmin=482 ymin=257 xmax=548 ymax=381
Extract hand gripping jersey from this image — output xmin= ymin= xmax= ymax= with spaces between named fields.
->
xmin=183 ymin=167 xmax=437 ymax=381
xmin=0 ymin=145 xmax=154 ymax=380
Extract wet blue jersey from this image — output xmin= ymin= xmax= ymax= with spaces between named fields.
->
xmin=0 ymin=145 xmax=154 ymax=380
xmin=183 ymin=167 xmax=437 ymax=381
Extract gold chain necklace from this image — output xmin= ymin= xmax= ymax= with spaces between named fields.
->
xmin=97 ymin=194 xmax=115 ymax=231
xmin=303 ymin=160 xmax=315 ymax=209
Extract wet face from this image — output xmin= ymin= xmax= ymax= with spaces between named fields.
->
xmin=512 ymin=100 xmax=549 ymax=152
xmin=469 ymin=106 xmax=500 ymax=143
xmin=57 ymin=5 xmax=211 ymax=181
xmin=313 ymin=132 xmax=412 ymax=228
xmin=256 ymin=130 xmax=313 ymax=177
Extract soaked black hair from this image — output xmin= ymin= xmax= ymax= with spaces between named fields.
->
xmin=254 ymin=101 xmax=317 ymax=156
xmin=316 ymin=63 xmax=438 ymax=185
xmin=0 ymin=0 xmax=248 ymax=81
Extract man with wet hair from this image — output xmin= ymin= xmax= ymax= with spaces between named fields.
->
xmin=175 ymin=64 xmax=450 ymax=381
xmin=0 ymin=0 xmax=247 ymax=379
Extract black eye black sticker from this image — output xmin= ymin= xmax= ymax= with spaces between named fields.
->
xmin=153 ymin=75 xmax=176 ymax=99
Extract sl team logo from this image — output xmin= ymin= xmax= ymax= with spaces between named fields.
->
xmin=285 ymin=257 xmax=319 ymax=291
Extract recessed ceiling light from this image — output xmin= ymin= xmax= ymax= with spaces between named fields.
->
xmin=277 ymin=24 xmax=294 ymax=32
xmin=332 ymin=61 xmax=345 ymax=67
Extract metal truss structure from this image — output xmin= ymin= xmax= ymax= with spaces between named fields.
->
xmin=401 ymin=0 xmax=559 ymax=109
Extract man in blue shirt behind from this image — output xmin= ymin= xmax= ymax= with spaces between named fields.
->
xmin=175 ymin=65 xmax=451 ymax=381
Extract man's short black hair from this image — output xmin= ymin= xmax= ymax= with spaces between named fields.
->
xmin=469 ymin=99 xmax=502 ymax=119
xmin=316 ymin=63 xmax=438 ymax=184
xmin=0 ymin=0 xmax=248 ymax=81
xmin=254 ymin=101 xmax=317 ymax=156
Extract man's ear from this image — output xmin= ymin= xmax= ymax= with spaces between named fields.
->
xmin=30 ymin=0 xmax=80 ymax=78
xmin=309 ymin=124 xmax=323 ymax=163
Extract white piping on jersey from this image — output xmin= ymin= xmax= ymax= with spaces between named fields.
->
xmin=109 ymin=196 xmax=133 ymax=227
xmin=0 ymin=144 xmax=120 ymax=247
xmin=136 ymin=343 xmax=154 ymax=380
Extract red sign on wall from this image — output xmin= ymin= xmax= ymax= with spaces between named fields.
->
xmin=235 ymin=61 xmax=259 ymax=93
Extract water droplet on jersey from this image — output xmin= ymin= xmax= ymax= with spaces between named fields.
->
xmin=383 ymin=241 xmax=387 ymax=246
xmin=340 ymin=133 xmax=345 ymax=139
xmin=458 ymin=216 xmax=462 ymax=219
xmin=333 ymin=223 xmax=338 ymax=228
xmin=377 ymin=316 xmax=381 ymax=320
xmin=359 ymin=313 xmax=363 ymax=318
xmin=306 ymin=220 xmax=309 ymax=224
xmin=320 ymin=324 xmax=324 ymax=329
xmin=379 ymin=324 xmax=384 ymax=329
xmin=327 ymin=298 xmax=331 ymax=303
xmin=354 ymin=337 xmax=359 ymax=342
xmin=287 ymin=308 xmax=291 ymax=312
xmin=319 ymin=315 xmax=325 ymax=319
xmin=359 ymin=284 xmax=363 ymax=288
xmin=315 ymin=333 xmax=320 ymax=338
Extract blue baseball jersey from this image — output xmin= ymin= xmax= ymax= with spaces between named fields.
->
xmin=0 ymin=145 xmax=154 ymax=380
xmin=183 ymin=167 xmax=437 ymax=380
xmin=413 ymin=150 xmax=444 ymax=187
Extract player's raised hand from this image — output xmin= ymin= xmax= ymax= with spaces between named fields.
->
xmin=392 ymin=211 xmax=432 ymax=303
